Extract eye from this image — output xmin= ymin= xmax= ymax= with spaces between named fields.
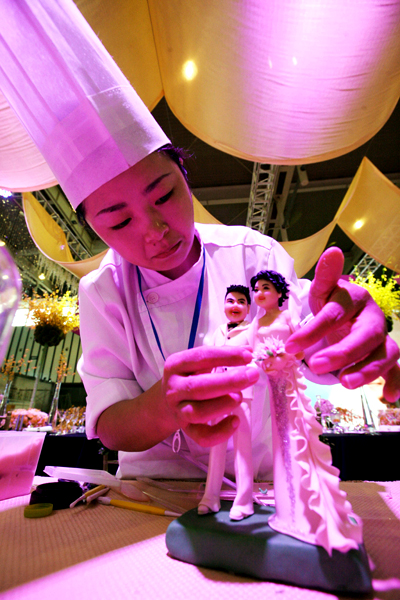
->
xmin=155 ymin=190 xmax=173 ymax=205
xmin=111 ymin=218 xmax=131 ymax=231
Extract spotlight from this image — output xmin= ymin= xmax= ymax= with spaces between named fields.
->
xmin=0 ymin=188 xmax=12 ymax=199
xmin=182 ymin=60 xmax=198 ymax=81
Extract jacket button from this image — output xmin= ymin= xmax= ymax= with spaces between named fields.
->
xmin=146 ymin=292 xmax=159 ymax=304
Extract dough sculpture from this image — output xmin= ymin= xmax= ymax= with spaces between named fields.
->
xmin=198 ymin=285 xmax=254 ymax=520
xmin=251 ymin=269 xmax=363 ymax=554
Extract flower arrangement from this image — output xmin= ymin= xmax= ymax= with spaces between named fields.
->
xmin=314 ymin=398 xmax=334 ymax=417
xmin=1 ymin=350 xmax=31 ymax=384
xmin=28 ymin=290 xmax=79 ymax=346
xmin=378 ymin=408 xmax=400 ymax=426
xmin=10 ymin=407 xmax=48 ymax=429
xmin=56 ymin=351 xmax=73 ymax=383
xmin=353 ymin=270 xmax=400 ymax=330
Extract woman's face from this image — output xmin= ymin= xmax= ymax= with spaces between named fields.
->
xmin=253 ymin=278 xmax=281 ymax=311
xmin=83 ymin=152 xmax=197 ymax=279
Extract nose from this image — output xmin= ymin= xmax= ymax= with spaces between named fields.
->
xmin=144 ymin=213 xmax=169 ymax=244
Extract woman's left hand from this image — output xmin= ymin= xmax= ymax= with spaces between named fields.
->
xmin=285 ymin=247 xmax=400 ymax=402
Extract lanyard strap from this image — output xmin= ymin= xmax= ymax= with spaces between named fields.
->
xmin=136 ymin=251 xmax=206 ymax=361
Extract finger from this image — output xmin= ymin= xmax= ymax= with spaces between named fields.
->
xmin=168 ymin=365 xmax=259 ymax=402
xmin=184 ymin=415 xmax=240 ymax=447
xmin=338 ymin=336 xmax=400 ymax=389
xmin=307 ymin=317 xmax=386 ymax=375
xmin=285 ymin=299 xmax=352 ymax=353
xmin=382 ymin=363 xmax=400 ymax=403
xmin=309 ymin=247 xmax=344 ymax=314
xmin=164 ymin=346 xmax=253 ymax=375
xmin=285 ymin=283 xmax=374 ymax=354
xmin=179 ymin=394 xmax=242 ymax=424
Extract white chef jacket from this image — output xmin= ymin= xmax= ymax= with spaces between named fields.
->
xmin=78 ymin=223 xmax=311 ymax=479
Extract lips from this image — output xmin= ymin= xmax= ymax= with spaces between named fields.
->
xmin=152 ymin=241 xmax=181 ymax=260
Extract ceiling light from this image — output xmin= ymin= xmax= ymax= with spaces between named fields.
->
xmin=354 ymin=220 xmax=364 ymax=230
xmin=182 ymin=60 xmax=198 ymax=81
xmin=0 ymin=188 xmax=12 ymax=199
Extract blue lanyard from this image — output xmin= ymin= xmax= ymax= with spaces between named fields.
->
xmin=136 ymin=251 xmax=206 ymax=361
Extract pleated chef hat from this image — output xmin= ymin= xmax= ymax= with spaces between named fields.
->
xmin=0 ymin=0 xmax=170 ymax=209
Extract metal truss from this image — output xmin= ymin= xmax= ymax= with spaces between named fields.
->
xmin=350 ymin=254 xmax=381 ymax=277
xmin=246 ymin=163 xmax=278 ymax=234
xmin=33 ymin=189 xmax=93 ymax=261
xmin=246 ymin=163 xmax=294 ymax=240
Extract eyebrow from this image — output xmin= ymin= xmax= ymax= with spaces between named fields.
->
xmin=145 ymin=172 xmax=172 ymax=194
xmin=95 ymin=172 xmax=172 ymax=218
xmin=96 ymin=202 xmax=127 ymax=217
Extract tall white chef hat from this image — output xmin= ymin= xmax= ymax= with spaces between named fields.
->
xmin=0 ymin=0 xmax=170 ymax=209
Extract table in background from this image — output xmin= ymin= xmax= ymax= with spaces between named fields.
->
xmin=35 ymin=433 xmax=112 ymax=475
xmin=35 ymin=431 xmax=400 ymax=480
xmin=0 ymin=478 xmax=400 ymax=600
xmin=320 ymin=431 xmax=400 ymax=480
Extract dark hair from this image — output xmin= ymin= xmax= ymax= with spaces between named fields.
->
xmin=250 ymin=270 xmax=289 ymax=307
xmin=225 ymin=284 xmax=251 ymax=305
xmin=75 ymin=143 xmax=190 ymax=226
xmin=157 ymin=143 xmax=191 ymax=184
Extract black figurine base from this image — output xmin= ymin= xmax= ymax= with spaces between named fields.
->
xmin=166 ymin=501 xmax=372 ymax=594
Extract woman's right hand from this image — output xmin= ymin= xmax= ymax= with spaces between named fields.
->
xmin=162 ymin=346 xmax=259 ymax=447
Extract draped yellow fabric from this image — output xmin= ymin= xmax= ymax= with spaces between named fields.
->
xmin=0 ymin=90 xmax=57 ymax=192
xmin=280 ymin=222 xmax=337 ymax=279
xmin=1 ymin=2 xmax=399 ymax=278
xmin=336 ymin=158 xmax=400 ymax=273
xmin=54 ymin=251 xmax=109 ymax=279
xmin=1 ymin=0 xmax=400 ymax=191
xmin=193 ymin=196 xmax=221 ymax=225
xmin=280 ymin=158 xmax=400 ymax=276
xmin=22 ymin=193 xmax=74 ymax=263
xmin=22 ymin=192 xmax=108 ymax=278
xmin=147 ymin=0 xmax=400 ymax=164
xmin=22 ymin=160 xmax=400 ymax=279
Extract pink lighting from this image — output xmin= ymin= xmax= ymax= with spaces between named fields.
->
xmin=0 ymin=0 xmax=399 ymax=198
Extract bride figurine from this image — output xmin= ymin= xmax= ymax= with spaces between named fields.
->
xmin=251 ymin=269 xmax=362 ymax=555
xmin=198 ymin=285 xmax=254 ymax=520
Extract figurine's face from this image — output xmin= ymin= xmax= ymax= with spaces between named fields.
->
xmin=224 ymin=292 xmax=250 ymax=323
xmin=253 ymin=279 xmax=281 ymax=311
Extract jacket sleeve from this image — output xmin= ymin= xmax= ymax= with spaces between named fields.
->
xmin=78 ymin=271 xmax=142 ymax=439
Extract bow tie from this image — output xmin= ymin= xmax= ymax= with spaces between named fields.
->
xmin=227 ymin=322 xmax=240 ymax=331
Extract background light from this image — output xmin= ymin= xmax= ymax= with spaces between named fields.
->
xmin=182 ymin=60 xmax=198 ymax=81
xmin=0 ymin=188 xmax=12 ymax=199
